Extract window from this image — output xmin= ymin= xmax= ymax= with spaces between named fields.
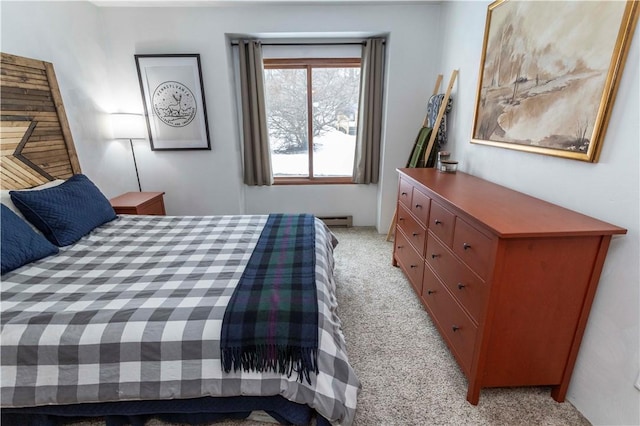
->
xmin=263 ymin=58 xmax=361 ymax=184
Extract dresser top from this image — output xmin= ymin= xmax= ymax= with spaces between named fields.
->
xmin=397 ymin=168 xmax=626 ymax=238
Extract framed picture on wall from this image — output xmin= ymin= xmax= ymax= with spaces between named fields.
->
xmin=135 ymin=54 xmax=211 ymax=150
xmin=471 ymin=0 xmax=638 ymax=162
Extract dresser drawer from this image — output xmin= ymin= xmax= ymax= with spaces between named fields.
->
xmin=397 ymin=204 xmax=426 ymax=256
xmin=411 ymin=188 xmax=431 ymax=225
xmin=422 ymin=265 xmax=477 ymax=375
xmin=398 ymin=178 xmax=413 ymax=209
xmin=428 ymin=200 xmax=455 ymax=246
xmin=453 ymin=217 xmax=494 ymax=280
xmin=425 ymin=234 xmax=487 ymax=323
xmin=395 ymin=230 xmax=424 ymax=294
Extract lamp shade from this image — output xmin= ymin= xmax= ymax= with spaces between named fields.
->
xmin=111 ymin=113 xmax=147 ymax=140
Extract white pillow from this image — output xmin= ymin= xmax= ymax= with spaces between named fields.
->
xmin=1 ymin=179 xmax=66 ymax=227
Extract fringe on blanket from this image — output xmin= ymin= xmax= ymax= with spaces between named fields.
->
xmin=221 ymin=345 xmax=319 ymax=384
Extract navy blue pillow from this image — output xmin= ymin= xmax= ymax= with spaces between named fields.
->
xmin=10 ymin=174 xmax=116 ymax=247
xmin=1 ymin=204 xmax=59 ymax=274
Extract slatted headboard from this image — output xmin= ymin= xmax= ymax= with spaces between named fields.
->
xmin=1 ymin=52 xmax=81 ymax=190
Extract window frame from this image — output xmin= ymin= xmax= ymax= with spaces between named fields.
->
xmin=263 ymin=57 xmax=361 ymax=185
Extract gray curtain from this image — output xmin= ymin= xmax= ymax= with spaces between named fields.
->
xmin=353 ymin=38 xmax=385 ymax=184
xmin=238 ymin=40 xmax=273 ymax=186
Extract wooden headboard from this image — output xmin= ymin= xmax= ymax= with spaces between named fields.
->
xmin=1 ymin=52 xmax=81 ymax=190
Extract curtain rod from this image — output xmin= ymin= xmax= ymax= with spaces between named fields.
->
xmin=230 ymin=40 xmax=385 ymax=47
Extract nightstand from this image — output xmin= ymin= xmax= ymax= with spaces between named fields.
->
xmin=110 ymin=192 xmax=166 ymax=215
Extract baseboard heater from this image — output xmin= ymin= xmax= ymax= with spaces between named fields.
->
xmin=318 ymin=215 xmax=353 ymax=227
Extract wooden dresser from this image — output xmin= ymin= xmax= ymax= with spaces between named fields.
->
xmin=392 ymin=168 xmax=626 ymax=405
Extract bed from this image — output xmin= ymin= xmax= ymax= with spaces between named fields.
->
xmin=0 ymin=52 xmax=360 ymax=425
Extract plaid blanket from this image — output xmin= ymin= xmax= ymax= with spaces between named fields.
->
xmin=221 ymin=214 xmax=319 ymax=384
xmin=1 ymin=215 xmax=360 ymax=425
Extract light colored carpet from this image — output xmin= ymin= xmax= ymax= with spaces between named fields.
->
xmin=327 ymin=227 xmax=590 ymax=426
xmin=73 ymin=227 xmax=591 ymax=426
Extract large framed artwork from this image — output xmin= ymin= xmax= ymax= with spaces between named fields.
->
xmin=471 ymin=0 xmax=638 ymax=162
xmin=135 ymin=54 xmax=211 ymax=150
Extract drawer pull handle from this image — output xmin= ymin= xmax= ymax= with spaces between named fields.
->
xmin=427 ymin=289 xmax=435 ymax=295
xmin=398 ymin=217 xmax=405 ymax=221
xmin=431 ymin=253 xmax=440 ymax=259
xmin=410 ymin=264 xmax=418 ymax=269
xmin=463 ymin=242 xmax=472 ymax=250
xmin=397 ymin=245 xmax=404 ymax=249
xmin=452 ymin=325 xmax=460 ymax=332
xmin=457 ymin=283 xmax=466 ymax=290
xmin=415 ymin=204 xmax=422 ymax=209
xmin=434 ymin=219 xmax=442 ymax=225
xmin=401 ymin=192 xmax=408 ymax=196
xmin=412 ymin=232 xmax=419 ymax=237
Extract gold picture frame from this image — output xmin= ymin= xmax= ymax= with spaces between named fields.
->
xmin=471 ymin=0 xmax=638 ymax=162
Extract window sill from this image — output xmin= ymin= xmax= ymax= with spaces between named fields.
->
xmin=273 ymin=177 xmax=355 ymax=185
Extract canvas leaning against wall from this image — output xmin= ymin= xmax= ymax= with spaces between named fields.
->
xmin=471 ymin=0 xmax=638 ymax=162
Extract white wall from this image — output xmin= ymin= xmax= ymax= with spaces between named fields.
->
xmin=439 ymin=2 xmax=640 ymax=425
xmin=1 ymin=1 xmax=441 ymax=227
xmin=0 ymin=1 xmax=129 ymax=195
xmin=2 ymin=1 xmax=638 ymax=424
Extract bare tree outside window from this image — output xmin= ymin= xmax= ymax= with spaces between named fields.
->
xmin=264 ymin=68 xmax=308 ymax=153
xmin=264 ymin=58 xmax=361 ymax=180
